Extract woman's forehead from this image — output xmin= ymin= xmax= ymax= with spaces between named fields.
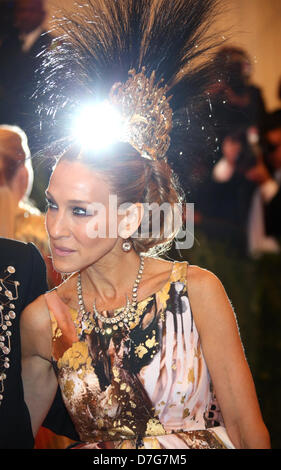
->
xmin=49 ymin=159 xmax=110 ymax=200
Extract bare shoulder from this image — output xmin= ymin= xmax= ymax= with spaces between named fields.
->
xmin=186 ymin=264 xmax=236 ymax=334
xmin=21 ymin=293 xmax=53 ymax=360
xmin=21 ymin=293 xmax=49 ymax=324
xmin=187 ymin=264 xmax=224 ymax=294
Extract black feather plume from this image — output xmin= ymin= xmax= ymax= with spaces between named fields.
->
xmin=35 ymin=0 xmax=224 ymax=161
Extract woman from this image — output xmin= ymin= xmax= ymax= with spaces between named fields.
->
xmin=0 ymin=125 xmax=44 ymax=243
xmin=20 ymin=0 xmax=270 ymax=449
xmin=0 ymin=124 xmax=60 ymax=287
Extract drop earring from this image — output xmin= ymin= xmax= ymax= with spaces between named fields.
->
xmin=122 ymin=239 xmax=132 ymax=252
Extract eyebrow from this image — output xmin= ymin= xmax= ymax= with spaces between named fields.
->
xmin=45 ymin=191 xmax=92 ymax=205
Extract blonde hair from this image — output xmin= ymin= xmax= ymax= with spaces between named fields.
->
xmin=0 ymin=124 xmax=33 ymax=197
xmin=0 ymin=125 xmax=34 ymax=238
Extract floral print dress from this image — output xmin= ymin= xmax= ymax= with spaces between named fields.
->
xmin=44 ymin=261 xmax=234 ymax=449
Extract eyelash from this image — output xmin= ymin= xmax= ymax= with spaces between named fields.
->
xmin=45 ymin=198 xmax=89 ymax=217
xmin=72 ymin=207 xmax=88 ymax=217
xmin=45 ymin=198 xmax=57 ymax=211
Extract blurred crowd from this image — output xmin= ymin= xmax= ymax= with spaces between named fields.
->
xmin=188 ymin=46 xmax=281 ymax=260
xmin=0 ymin=0 xmax=281 ymax=448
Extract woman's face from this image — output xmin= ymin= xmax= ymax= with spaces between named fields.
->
xmin=46 ymin=159 xmax=121 ymax=273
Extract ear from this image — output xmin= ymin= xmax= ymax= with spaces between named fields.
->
xmin=118 ymin=202 xmax=144 ymax=239
xmin=10 ymin=165 xmax=29 ymax=203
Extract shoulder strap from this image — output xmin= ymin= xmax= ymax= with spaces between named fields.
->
xmin=170 ymin=260 xmax=189 ymax=284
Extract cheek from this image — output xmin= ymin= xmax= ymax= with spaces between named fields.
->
xmin=76 ymin=230 xmax=119 ymax=269
xmin=81 ymin=222 xmax=116 ymax=250
xmin=85 ymin=206 xmax=119 ymax=240
xmin=80 ymin=214 xmax=119 ymax=257
xmin=74 ymin=217 xmax=114 ymax=250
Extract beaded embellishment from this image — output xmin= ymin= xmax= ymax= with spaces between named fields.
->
xmin=0 ymin=266 xmax=19 ymax=406
xmin=110 ymin=68 xmax=172 ymax=161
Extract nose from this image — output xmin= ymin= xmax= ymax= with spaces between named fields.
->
xmin=46 ymin=210 xmax=71 ymax=240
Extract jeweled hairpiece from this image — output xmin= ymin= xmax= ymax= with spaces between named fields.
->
xmin=109 ymin=67 xmax=173 ymax=161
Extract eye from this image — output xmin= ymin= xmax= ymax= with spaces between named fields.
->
xmin=72 ymin=207 xmax=89 ymax=217
xmin=45 ymin=197 xmax=57 ymax=211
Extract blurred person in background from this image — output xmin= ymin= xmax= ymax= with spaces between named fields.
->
xmin=195 ymin=121 xmax=281 ymax=259
xmin=208 ymin=47 xmax=266 ymax=143
xmin=259 ymin=113 xmax=281 ymax=240
xmin=0 ymin=0 xmax=18 ymax=49
xmin=0 ymin=0 xmax=52 ymax=149
xmin=0 ymin=0 xmax=24 ymax=125
xmin=247 ymin=119 xmax=281 ymax=257
xmin=14 ymin=0 xmax=48 ymax=54
xmin=195 ymin=128 xmax=258 ymax=255
xmin=0 ymin=124 xmax=60 ymax=287
xmin=13 ymin=0 xmax=52 ymax=128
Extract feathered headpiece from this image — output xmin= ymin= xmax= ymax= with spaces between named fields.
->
xmin=35 ymin=0 xmax=222 ymax=163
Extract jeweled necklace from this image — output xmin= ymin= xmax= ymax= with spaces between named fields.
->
xmin=77 ymin=255 xmax=145 ymax=336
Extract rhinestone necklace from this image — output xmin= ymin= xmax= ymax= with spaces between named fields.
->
xmin=77 ymin=255 xmax=145 ymax=336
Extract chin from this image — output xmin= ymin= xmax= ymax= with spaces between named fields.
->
xmin=52 ymin=264 xmax=75 ymax=275
xmin=51 ymin=257 xmax=78 ymax=275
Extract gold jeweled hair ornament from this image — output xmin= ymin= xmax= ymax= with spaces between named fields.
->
xmin=109 ymin=68 xmax=172 ymax=161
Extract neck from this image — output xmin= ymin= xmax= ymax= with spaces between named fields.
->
xmin=80 ymin=249 xmax=142 ymax=310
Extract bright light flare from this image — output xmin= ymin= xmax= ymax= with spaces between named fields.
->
xmin=72 ymin=101 xmax=123 ymax=151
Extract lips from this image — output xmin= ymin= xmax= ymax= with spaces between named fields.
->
xmin=52 ymin=245 xmax=76 ymax=257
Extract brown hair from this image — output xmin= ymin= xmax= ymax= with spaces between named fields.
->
xmin=58 ymin=143 xmax=184 ymax=256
